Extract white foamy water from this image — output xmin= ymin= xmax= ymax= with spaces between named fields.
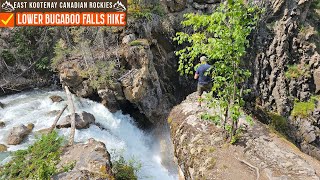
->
xmin=0 ymin=90 xmax=177 ymax=180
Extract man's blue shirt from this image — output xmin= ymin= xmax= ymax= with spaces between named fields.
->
xmin=196 ymin=63 xmax=211 ymax=85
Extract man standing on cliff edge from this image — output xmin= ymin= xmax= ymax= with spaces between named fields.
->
xmin=194 ymin=56 xmax=212 ymax=107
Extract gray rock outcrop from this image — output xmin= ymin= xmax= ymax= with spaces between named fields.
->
xmin=0 ymin=102 xmax=4 ymax=108
xmin=248 ymin=0 xmax=320 ymax=159
xmin=56 ymin=111 xmax=95 ymax=129
xmin=53 ymin=138 xmax=114 ymax=179
xmin=169 ymin=93 xmax=320 ymax=179
xmin=7 ymin=124 xmax=34 ymax=145
xmin=50 ymin=95 xmax=64 ymax=103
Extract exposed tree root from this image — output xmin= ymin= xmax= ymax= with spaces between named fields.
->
xmin=236 ymin=157 xmax=260 ymax=180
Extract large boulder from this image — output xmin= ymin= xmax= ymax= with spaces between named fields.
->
xmin=0 ymin=121 xmax=5 ymax=128
xmin=98 ymin=85 xmax=125 ymax=113
xmin=119 ymin=44 xmax=170 ymax=123
xmin=0 ymin=102 xmax=4 ymax=108
xmin=7 ymin=124 xmax=34 ymax=145
xmin=58 ymin=57 xmax=94 ymax=97
xmin=122 ymin=34 xmax=136 ymax=45
xmin=50 ymin=95 xmax=64 ymax=103
xmin=52 ymin=139 xmax=114 ymax=179
xmin=56 ymin=111 xmax=95 ymax=129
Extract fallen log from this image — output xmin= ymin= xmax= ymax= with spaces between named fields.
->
xmin=65 ymin=86 xmax=76 ymax=146
xmin=48 ymin=104 xmax=68 ymax=133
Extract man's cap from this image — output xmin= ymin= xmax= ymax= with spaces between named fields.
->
xmin=200 ymin=56 xmax=207 ymax=62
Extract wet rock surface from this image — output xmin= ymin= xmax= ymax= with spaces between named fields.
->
xmin=0 ymin=121 xmax=5 ymax=128
xmin=7 ymin=124 xmax=33 ymax=145
xmin=0 ymin=102 xmax=4 ymax=108
xmin=0 ymin=144 xmax=7 ymax=152
xmin=56 ymin=111 xmax=95 ymax=129
xmin=169 ymin=93 xmax=320 ymax=180
xmin=50 ymin=95 xmax=64 ymax=103
xmin=52 ymin=138 xmax=114 ymax=180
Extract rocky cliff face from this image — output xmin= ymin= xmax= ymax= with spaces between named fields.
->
xmin=169 ymin=93 xmax=320 ymax=179
xmin=247 ymin=0 xmax=320 ymax=159
xmin=57 ymin=12 xmax=197 ymax=126
xmin=56 ymin=0 xmax=224 ymax=127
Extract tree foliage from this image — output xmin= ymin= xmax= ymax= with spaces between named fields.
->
xmin=51 ymin=27 xmax=124 ymax=90
xmin=11 ymin=27 xmax=57 ymax=70
xmin=0 ymin=131 xmax=63 ymax=179
xmin=174 ymin=0 xmax=262 ymax=140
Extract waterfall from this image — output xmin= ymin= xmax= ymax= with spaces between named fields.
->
xmin=0 ymin=90 xmax=177 ymax=180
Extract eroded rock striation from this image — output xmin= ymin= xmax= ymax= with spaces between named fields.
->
xmin=248 ymin=0 xmax=320 ymax=159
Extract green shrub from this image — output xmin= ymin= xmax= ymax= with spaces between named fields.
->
xmin=1 ymin=50 xmax=15 ymax=66
xmin=291 ymin=98 xmax=316 ymax=118
xmin=79 ymin=60 xmax=120 ymax=90
xmin=129 ymin=40 xmax=143 ymax=46
xmin=112 ymin=156 xmax=140 ymax=180
xmin=130 ymin=10 xmax=153 ymax=20
xmin=129 ymin=39 xmax=149 ymax=47
xmin=285 ymin=64 xmax=310 ymax=79
xmin=151 ymin=4 xmax=165 ymax=17
xmin=268 ymin=112 xmax=289 ymax=137
xmin=0 ymin=131 xmax=63 ymax=179
xmin=51 ymin=39 xmax=72 ymax=70
xmin=201 ymin=113 xmax=221 ymax=125
xmin=128 ymin=0 xmax=165 ymax=20
xmin=36 ymin=57 xmax=51 ymax=71
xmin=311 ymin=0 xmax=320 ymax=10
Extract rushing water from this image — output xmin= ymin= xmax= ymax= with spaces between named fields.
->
xmin=0 ymin=90 xmax=178 ymax=180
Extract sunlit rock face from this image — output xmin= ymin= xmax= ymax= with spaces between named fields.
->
xmin=247 ymin=0 xmax=320 ymax=159
xmin=169 ymin=93 xmax=320 ymax=179
xmin=53 ymin=139 xmax=114 ymax=180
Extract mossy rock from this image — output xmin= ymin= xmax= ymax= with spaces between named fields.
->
xmin=129 ymin=39 xmax=149 ymax=47
xmin=35 ymin=128 xmax=51 ymax=135
xmin=167 ymin=117 xmax=173 ymax=124
xmin=0 ymin=144 xmax=8 ymax=152
xmin=268 ymin=112 xmax=291 ymax=139
xmin=27 ymin=123 xmax=35 ymax=132
xmin=291 ymin=98 xmax=316 ymax=118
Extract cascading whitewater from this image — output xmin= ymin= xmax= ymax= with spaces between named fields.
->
xmin=0 ymin=90 xmax=177 ymax=180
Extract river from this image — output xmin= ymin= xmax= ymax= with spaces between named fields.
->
xmin=0 ymin=90 xmax=177 ymax=180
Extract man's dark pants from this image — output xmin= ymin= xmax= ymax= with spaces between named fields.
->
xmin=197 ymin=83 xmax=212 ymax=96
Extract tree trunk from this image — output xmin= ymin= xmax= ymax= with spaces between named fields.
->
xmin=65 ymin=86 xmax=76 ymax=146
xmin=49 ymin=104 xmax=68 ymax=133
xmin=230 ymin=59 xmax=238 ymax=139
